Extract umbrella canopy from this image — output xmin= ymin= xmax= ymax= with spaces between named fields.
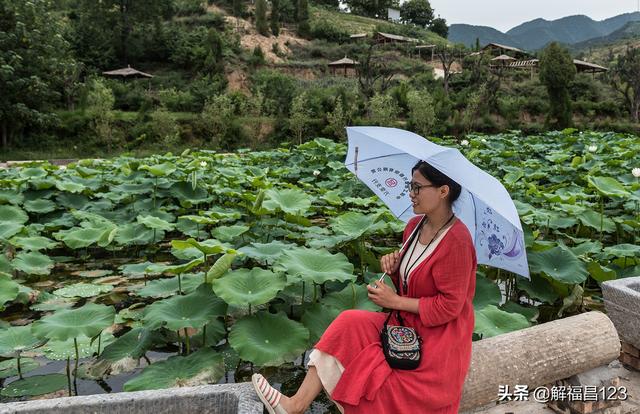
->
xmin=344 ymin=126 xmax=530 ymax=279
xmin=491 ymin=54 xmax=516 ymax=61
xmin=102 ymin=65 xmax=153 ymax=79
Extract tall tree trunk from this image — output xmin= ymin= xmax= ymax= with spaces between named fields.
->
xmin=1 ymin=120 xmax=7 ymax=150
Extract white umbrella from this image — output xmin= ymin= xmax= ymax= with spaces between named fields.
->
xmin=344 ymin=126 xmax=530 ymax=279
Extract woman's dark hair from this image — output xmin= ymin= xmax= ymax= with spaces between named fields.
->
xmin=411 ymin=161 xmax=462 ymax=206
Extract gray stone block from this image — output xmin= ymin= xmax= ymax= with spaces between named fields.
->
xmin=0 ymin=383 xmax=263 ymax=414
xmin=602 ymin=276 xmax=640 ymax=349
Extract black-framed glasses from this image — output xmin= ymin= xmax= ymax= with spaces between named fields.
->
xmin=407 ymin=181 xmax=437 ymax=195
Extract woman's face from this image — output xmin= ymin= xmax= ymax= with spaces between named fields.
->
xmin=409 ymin=170 xmax=448 ymax=214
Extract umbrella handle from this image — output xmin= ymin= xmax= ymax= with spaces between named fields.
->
xmin=377 ymin=215 xmax=426 ymax=283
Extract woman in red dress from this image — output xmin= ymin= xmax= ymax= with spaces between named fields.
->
xmin=252 ymin=161 xmax=477 ymax=414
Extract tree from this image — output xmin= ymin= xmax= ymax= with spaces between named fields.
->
xmin=256 ymin=0 xmax=269 ymax=36
xmin=0 ymin=0 xmax=79 ymax=149
xmin=369 ymin=93 xmax=398 ymax=126
xmin=311 ymin=0 xmax=340 ymax=9
xmin=539 ymin=42 xmax=576 ymax=128
xmin=326 ymin=96 xmax=349 ymax=139
xmin=297 ymin=0 xmax=310 ymax=37
xmin=429 ymin=17 xmax=448 ymax=38
xmin=400 ymin=0 xmax=433 ymax=28
xmin=347 ymin=0 xmax=398 ymax=18
xmin=203 ymin=29 xmax=225 ymax=75
xmin=608 ymin=46 xmax=640 ymax=122
xmin=86 ymin=79 xmax=116 ymax=152
xmin=201 ymin=94 xmax=235 ymax=147
xmin=356 ymin=43 xmax=395 ymax=99
xmin=407 ymin=90 xmax=436 ymax=137
xmin=289 ymin=92 xmax=312 ymax=144
xmin=270 ymin=0 xmax=280 ymax=36
xmin=233 ymin=0 xmax=244 ymax=17
xmin=434 ymin=44 xmax=463 ymax=96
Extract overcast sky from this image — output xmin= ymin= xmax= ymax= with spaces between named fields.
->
xmin=426 ymin=0 xmax=640 ymax=32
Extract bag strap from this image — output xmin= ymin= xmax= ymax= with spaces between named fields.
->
xmin=383 ymin=310 xmax=405 ymax=329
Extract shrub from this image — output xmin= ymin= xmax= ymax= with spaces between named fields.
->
xmin=368 ymin=93 xmax=398 ymax=127
xmin=250 ymin=69 xmax=297 ymax=116
xmin=158 ymin=88 xmax=198 ymax=112
xmin=310 ymin=20 xmax=349 ymax=43
xmin=406 ymin=89 xmax=436 ymax=137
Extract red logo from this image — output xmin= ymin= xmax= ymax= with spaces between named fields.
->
xmin=385 ymin=178 xmax=398 ymax=187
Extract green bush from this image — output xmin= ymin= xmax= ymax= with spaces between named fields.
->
xmin=174 ymin=0 xmax=207 ymax=16
xmin=310 ymin=20 xmax=349 ymax=43
xmin=250 ymin=69 xmax=298 ymax=116
xmin=158 ymin=88 xmax=198 ymax=112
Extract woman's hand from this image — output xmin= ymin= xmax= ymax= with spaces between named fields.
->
xmin=367 ymin=280 xmax=400 ymax=309
xmin=380 ymin=250 xmax=401 ymax=275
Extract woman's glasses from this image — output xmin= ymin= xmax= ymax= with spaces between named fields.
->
xmin=407 ymin=182 xmax=437 ymax=195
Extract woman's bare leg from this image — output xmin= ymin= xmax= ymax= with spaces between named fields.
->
xmin=279 ymin=366 xmax=324 ymax=414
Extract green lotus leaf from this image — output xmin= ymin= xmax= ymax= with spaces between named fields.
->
xmin=0 ymin=205 xmax=28 ymax=224
xmin=41 ymin=333 xmax=115 ymax=360
xmin=9 ymin=236 xmax=58 ymax=251
xmin=547 ymin=216 xmax=578 ymax=230
xmin=73 ymin=269 xmax=113 ymax=278
xmin=229 ymin=311 xmax=309 ymax=366
xmin=0 ymin=190 xmax=24 ymax=205
xmin=306 ymin=233 xmax=354 ymax=250
xmin=0 ymin=222 xmax=24 ymax=239
xmin=238 ymin=241 xmax=296 ymax=265
xmin=263 ymin=188 xmax=311 ymax=215
xmin=517 ymin=274 xmax=560 ymax=304
xmin=0 ymin=256 xmax=12 ymax=273
xmin=115 ymin=223 xmax=160 ymax=245
xmin=0 ymin=274 xmax=20 ymax=310
xmin=474 ymin=305 xmax=530 ymax=339
xmin=29 ymin=178 xmax=56 ymax=190
xmin=528 ymin=246 xmax=588 ymax=284
xmin=322 ymin=283 xmax=380 ymax=312
xmin=57 ymin=193 xmax=89 ymax=210
xmin=301 ymin=303 xmax=341 ymax=343
xmin=100 ymin=328 xmax=162 ymax=362
xmin=473 ymin=275 xmax=502 ymax=309
xmin=0 ymin=326 xmax=45 ymax=357
xmin=0 ymin=374 xmax=68 ymax=397
xmin=134 ymin=274 xmax=204 ymax=298
xmin=19 ymin=167 xmax=47 ymax=179
xmin=168 ymin=181 xmax=211 ymax=205
xmin=603 ymin=244 xmax=640 ymax=258
xmin=500 ymin=301 xmax=539 ymax=322
xmin=178 ymin=215 xmax=219 ymax=225
xmin=31 ymin=303 xmax=115 ymax=341
xmin=145 ymin=257 xmax=204 ymax=275
xmin=23 ymin=199 xmax=57 ymax=214
xmin=173 ymin=238 xmax=231 ymax=256
xmin=210 ymin=225 xmax=250 ymax=242
xmin=53 ymin=283 xmax=114 ymax=298
xmin=54 ymin=227 xmax=111 ymax=249
xmin=577 ymin=210 xmax=616 ymax=233
xmin=0 ymin=358 xmax=39 ymax=379
xmin=121 ymin=262 xmax=155 ymax=277
xmin=587 ymin=176 xmax=630 ymax=198
xmin=139 ymin=162 xmax=176 ymax=177
xmin=587 ymin=261 xmax=617 ymax=284
xmin=55 ymin=180 xmax=86 ymax=193
xmin=137 ymin=214 xmax=174 ymax=231
xmin=12 ymin=251 xmax=54 ymax=276
xmin=123 ymin=347 xmax=223 ymax=392
xmin=322 ymin=190 xmax=343 ymax=205
xmin=30 ymin=291 xmax=76 ymax=312
xmin=203 ymin=253 xmax=235 ymax=283
xmin=571 ymin=240 xmax=603 ymax=256
xmin=330 ymin=211 xmax=386 ymax=239
xmin=142 ymin=284 xmax=227 ymax=330
xmin=211 ymin=268 xmax=285 ymax=306
xmin=274 ymin=247 xmax=355 ymax=285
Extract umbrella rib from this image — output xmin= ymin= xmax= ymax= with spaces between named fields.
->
xmin=344 ymin=153 xmax=409 ymax=166
xmin=396 ymin=203 xmax=414 ymax=220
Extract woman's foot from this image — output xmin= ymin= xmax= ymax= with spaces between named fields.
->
xmin=251 ymin=373 xmax=304 ymax=414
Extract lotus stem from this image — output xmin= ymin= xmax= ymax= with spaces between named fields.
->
xmin=16 ymin=352 xmax=22 ymax=379
xmin=301 ymin=281 xmax=305 ymax=308
xmin=143 ymin=354 xmax=151 ymax=365
xmin=97 ymin=333 xmax=102 ymax=355
xmin=599 ymin=196 xmax=604 ymax=242
xmin=312 ymin=283 xmax=317 ymax=303
xmin=184 ymin=328 xmax=190 ymax=355
xmin=66 ymin=357 xmax=72 ymax=396
xmin=202 ymin=325 xmax=207 ymax=347
xmin=196 ymin=223 xmax=200 ymax=240
xmin=248 ymin=303 xmax=252 ymax=315
xmin=73 ymin=337 xmax=79 ymax=378
xmin=178 ymin=273 xmax=182 ymax=295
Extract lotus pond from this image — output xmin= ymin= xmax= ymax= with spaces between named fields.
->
xmin=0 ymin=130 xmax=638 ymax=406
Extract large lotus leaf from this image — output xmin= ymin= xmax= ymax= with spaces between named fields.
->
xmin=0 ymin=222 xmax=23 ymax=239
xmin=137 ymin=214 xmax=175 ymax=231
xmin=19 ymin=167 xmax=47 ymax=179
xmin=322 ymin=283 xmax=380 ymax=312
xmin=528 ymin=246 xmax=588 ymax=284
xmin=134 ymin=274 xmax=204 ymax=298
xmin=100 ymin=328 xmax=162 ymax=362
xmin=139 ymin=162 xmax=176 ymax=177
xmin=473 ymin=275 xmax=502 ymax=309
xmin=0 ymin=274 xmax=20 ymax=309
xmin=0 ymin=190 xmax=24 ymax=205
xmin=54 ymin=227 xmax=110 ymax=249
xmin=57 ymin=193 xmax=89 ymax=210
xmin=55 ymin=180 xmax=86 ymax=193
xmin=603 ymin=244 xmax=640 ymax=259
xmin=578 ymin=210 xmax=616 ymax=233
xmin=210 ymin=225 xmax=250 ymax=242
xmin=274 ymin=247 xmax=355 ymax=285
xmin=23 ymin=199 xmax=57 ymax=214
xmin=0 ymin=374 xmax=68 ymax=397
xmin=0 ymin=256 xmax=12 ymax=273
xmin=500 ymin=301 xmax=539 ymax=322
xmin=30 ymin=291 xmax=76 ymax=312
xmin=263 ymin=188 xmax=311 ymax=215
xmin=238 ymin=241 xmax=296 ymax=265
xmin=31 ymin=303 xmax=115 ymax=341
xmin=42 ymin=333 xmax=115 ymax=360
xmin=145 ymin=257 xmax=204 ymax=275
xmin=0 ymin=326 xmax=45 ymax=356
xmin=11 ymin=251 xmax=54 ymax=276
xmin=0 ymin=358 xmax=39 ymax=379
xmin=115 ymin=223 xmax=160 ymax=246
xmin=229 ymin=311 xmax=309 ymax=366
xmin=73 ymin=269 xmax=113 ymax=278
xmin=547 ymin=216 xmax=578 ymax=230
xmin=211 ymin=268 xmax=285 ymax=306
xmin=301 ymin=303 xmax=341 ymax=343
xmin=474 ymin=305 xmax=530 ymax=339
xmin=571 ymin=240 xmax=603 ymax=257
xmin=173 ymin=238 xmax=230 ymax=256
xmin=29 ymin=178 xmax=56 ymax=190
xmin=587 ymin=261 xmax=617 ymax=284
xmin=9 ymin=236 xmax=58 ymax=251
xmin=168 ymin=181 xmax=210 ymax=205
xmin=587 ymin=176 xmax=630 ymax=198
xmin=205 ymin=253 xmax=237 ymax=282
xmin=330 ymin=212 xmax=386 ymax=239
xmin=121 ymin=261 xmax=156 ymax=277
xmin=54 ymin=283 xmax=114 ymax=298
xmin=123 ymin=347 xmax=223 ymax=392
xmin=142 ymin=285 xmax=227 ymax=330
xmin=517 ymin=274 xmax=559 ymax=304
xmin=0 ymin=205 xmax=28 ymax=224
xmin=306 ymin=233 xmax=354 ymax=250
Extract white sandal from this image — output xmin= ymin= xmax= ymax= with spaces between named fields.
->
xmin=251 ymin=373 xmax=289 ymax=414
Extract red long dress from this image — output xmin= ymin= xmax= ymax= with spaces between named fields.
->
xmin=314 ymin=216 xmax=477 ymax=413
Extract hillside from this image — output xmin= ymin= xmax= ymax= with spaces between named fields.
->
xmin=573 ymin=21 xmax=640 ymax=54
xmin=448 ymin=24 xmax=521 ymax=49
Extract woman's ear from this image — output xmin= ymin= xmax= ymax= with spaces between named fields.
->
xmin=439 ymin=184 xmax=450 ymax=200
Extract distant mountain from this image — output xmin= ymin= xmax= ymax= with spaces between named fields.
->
xmin=573 ymin=20 xmax=640 ymax=50
xmin=448 ymin=12 xmax=640 ymax=51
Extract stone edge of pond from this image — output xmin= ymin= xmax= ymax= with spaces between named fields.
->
xmin=0 ymin=382 xmax=264 ymax=414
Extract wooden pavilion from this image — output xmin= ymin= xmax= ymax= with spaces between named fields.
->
xmin=102 ymin=65 xmax=154 ymax=79
xmin=328 ymin=56 xmax=359 ymax=76
xmin=374 ymin=31 xmax=420 ymax=45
